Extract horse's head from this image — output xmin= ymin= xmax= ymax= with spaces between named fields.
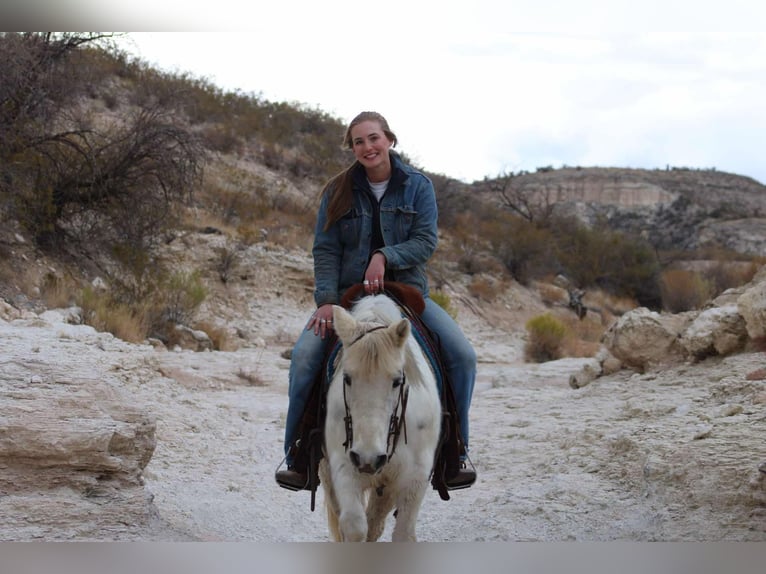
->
xmin=332 ymin=303 xmax=411 ymax=474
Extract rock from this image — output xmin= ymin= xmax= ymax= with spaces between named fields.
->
xmin=678 ymin=305 xmax=748 ymax=360
xmin=173 ymin=324 xmax=213 ymax=352
xmin=0 ymin=309 xmax=160 ymax=540
xmin=0 ymin=373 xmax=157 ymax=541
xmin=601 ymin=307 xmax=694 ymax=372
xmin=596 ymin=346 xmax=622 ymax=376
xmin=738 ymin=277 xmax=766 ymax=340
xmin=568 ymin=359 xmax=601 ymax=389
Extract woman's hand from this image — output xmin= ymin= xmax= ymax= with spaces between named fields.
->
xmin=363 ymin=252 xmax=387 ymax=294
xmin=307 ymin=303 xmax=335 ymax=338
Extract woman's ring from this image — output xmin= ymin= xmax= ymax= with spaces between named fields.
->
xmin=373 ymin=279 xmax=379 ymax=283
xmin=320 ymin=319 xmax=326 ymax=323
xmin=363 ymin=280 xmax=370 ymax=285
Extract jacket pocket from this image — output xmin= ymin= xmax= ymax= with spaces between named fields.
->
xmin=339 ymin=208 xmax=363 ymax=245
xmin=394 ymin=206 xmax=417 ymax=237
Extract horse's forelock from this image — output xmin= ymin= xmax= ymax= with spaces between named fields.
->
xmin=344 ymin=326 xmax=403 ymax=377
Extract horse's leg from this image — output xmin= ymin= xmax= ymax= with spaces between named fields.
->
xmin=366 ymin=485 xmax=396 ymax=542
xmin=390 ymin=481 xmax=428 ymax=542
xmin=326 ymin=502 xmax=342 ymax=542
xmin=331 ymin=469 xmax=368 ymax=541
xmin=319 ymin=461 xmax=342 ymax=542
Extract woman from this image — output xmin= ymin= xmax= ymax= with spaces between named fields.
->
xmin=276 ymin=111 xmax=476 ymax=491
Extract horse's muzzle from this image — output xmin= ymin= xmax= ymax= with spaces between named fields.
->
xmin=349 ymin=450 xmax=387 ymax=474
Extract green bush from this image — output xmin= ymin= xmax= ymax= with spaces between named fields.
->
xmin=430 ymin=289 xmax=457 ymax=319
xmin=525 ymin=313 xmax=567 ymax=363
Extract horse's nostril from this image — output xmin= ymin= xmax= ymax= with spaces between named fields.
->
xmin=349 ymin=451 xmax=361 ymax=468
xmin=374 ymin=454 xmax=387 ymax=470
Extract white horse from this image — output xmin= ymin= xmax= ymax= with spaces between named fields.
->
xmin=318 ymin=294 xmax=442 ymax=542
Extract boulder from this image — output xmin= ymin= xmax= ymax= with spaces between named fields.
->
xmin=738 ymin=277 xmax=766 ymax=340
xmin=679 ymin=305 xmax=748 ymax=360
xmin=602 ymin=307 xmax=694 ymax=372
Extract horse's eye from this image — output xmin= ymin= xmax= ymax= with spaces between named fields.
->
xmin=343 ymin=374 xmax=351 ymax=386
xmin=392 ymin=375 xmax=404 ymax=388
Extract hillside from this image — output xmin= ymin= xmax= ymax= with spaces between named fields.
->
xmin=469 ymin=167 xmax=766 ymax=255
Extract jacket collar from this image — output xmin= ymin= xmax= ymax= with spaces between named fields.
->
xmin=351 ymin=152 xmax=408 ymax=192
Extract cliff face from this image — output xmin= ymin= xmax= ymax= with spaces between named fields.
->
xmin=473 ymin=167 xmax=766 ymax=255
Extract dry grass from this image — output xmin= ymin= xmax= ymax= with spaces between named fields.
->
xmin=660 ymin=269 xmax=714 ymax=312
xmin=40 ymin=273 xmax=78 ymax=308
xmin=536 ymin=282 xmax=567 ymax=307
xmin=78 ymin=287 xmax=150 ymax=343
xmin=559 ymin=311 xmax=606 ymax=358
xmin=468 ymin=275 xmax=505 ymax=301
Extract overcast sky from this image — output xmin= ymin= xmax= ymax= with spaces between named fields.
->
xmin=13 ymin=0 xmax=764 ymax=184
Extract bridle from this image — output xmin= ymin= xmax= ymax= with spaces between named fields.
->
xmin=340 ymin=325 xmax=410 ymax=462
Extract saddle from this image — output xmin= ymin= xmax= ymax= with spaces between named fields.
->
xmin=286 ymin=282 xmax=469 ymax=509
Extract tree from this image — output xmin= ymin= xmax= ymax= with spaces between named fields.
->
xmin=0 ymin=32 xmax=204 ymax=252
xmin=486 ymin=170 xmax=558 ymax=224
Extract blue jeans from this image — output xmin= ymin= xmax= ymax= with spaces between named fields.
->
xmin=283 ymin=297 xmax=477 ymax=461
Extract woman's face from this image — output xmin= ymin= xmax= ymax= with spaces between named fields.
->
xmin=350 ymin=120 xmax=393 ymax=175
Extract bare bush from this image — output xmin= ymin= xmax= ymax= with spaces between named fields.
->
xmin=660 ymin=269 xmax=714 ymax=312
xmin=1 ymin=33 xmax=205 ymax=256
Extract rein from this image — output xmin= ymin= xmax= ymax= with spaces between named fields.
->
xmin=341 ymin=325 xmax=410 ymax=462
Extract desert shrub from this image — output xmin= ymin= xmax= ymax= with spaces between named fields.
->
xmin=707 ymin=260 xmax=759 ymax=294
xmin=97 ymin=248 xmax=207 ymax=341
xmin=484 ymin=213 xmax=556 ymax=285
xmin=214 ymin=246 xmax=240 ymax=284
xmin=159 ymin=270 xmax=207 ymax=326
xmin=552 ymin=218 xmax=661 ymax=307
xmin=77 ymin=286 xmax=150 ymax=343
xmin=660 ymin=269 xmax=714 ymax=312
xmin=559 ymin=312 xmax=606 ymax=358
xmin=430 ymin=289 xmax=457 ymax=319
xmin=1 ymin=34 xmax=205 ymax=252
xmin=40 ymin=272 xmax=77 ymax=308
xmin=468 ymin=275 xmax=503 ymax=301
xmin=525 ymin=313 xmax=567 ymax=363
xmin=200 ymin=125 xmax=242 ymax=154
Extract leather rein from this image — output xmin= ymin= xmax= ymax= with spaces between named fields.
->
xmin=341 ymin=325 xmax=410 ymax=462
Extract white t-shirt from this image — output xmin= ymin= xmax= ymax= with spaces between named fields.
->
xmin=368 ymin=178 xmax=389 ymax=202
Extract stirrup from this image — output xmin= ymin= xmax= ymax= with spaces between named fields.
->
xmin=274 ymin=456 xmax=310 ymax=491
xmin=445 ymin=455 xmax=476 ymax=490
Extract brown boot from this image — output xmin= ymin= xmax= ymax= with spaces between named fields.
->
xmin=445 ymin=461 xmax=476 ymax=489
xmin=275 ymin=466 xmax=310 ymax=491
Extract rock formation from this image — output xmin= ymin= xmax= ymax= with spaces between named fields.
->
xmin=0 ymin=305 xmax=159 ymax=540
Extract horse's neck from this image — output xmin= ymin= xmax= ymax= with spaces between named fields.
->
xmin=352 ymin=296 xmax=399 ymax=324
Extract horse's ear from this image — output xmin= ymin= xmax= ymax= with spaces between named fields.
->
xmin=389 ymin=318 xmax=410 ymax=348
xmin=332 ymin=305 xmax=356 ymax=343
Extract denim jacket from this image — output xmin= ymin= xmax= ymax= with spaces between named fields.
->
xmin=312 ymin=153 xmax=438 ymax=306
